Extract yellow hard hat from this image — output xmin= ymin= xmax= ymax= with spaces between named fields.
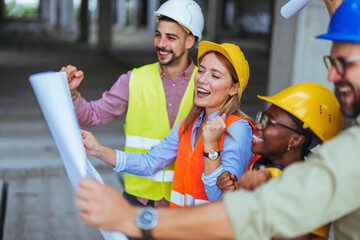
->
xmin=197 ymin=41 xmax=250 ymax=99
xmin=258 ymin=82 xmax=343 ymax=142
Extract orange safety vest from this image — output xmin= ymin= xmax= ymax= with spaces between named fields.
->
xmin=170 ymin=114 xmax=257 ymax=208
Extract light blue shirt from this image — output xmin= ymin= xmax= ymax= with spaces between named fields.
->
xmin=114 ymin=110 xmax=254 ymax=201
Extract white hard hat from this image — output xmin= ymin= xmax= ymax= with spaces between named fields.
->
xmin=153 ymin=0 xmax=204 ymax=42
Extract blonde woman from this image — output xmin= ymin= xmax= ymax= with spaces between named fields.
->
xmin=81 ymin=41 xmax=256 ymax=207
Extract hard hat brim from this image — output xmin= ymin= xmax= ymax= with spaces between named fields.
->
xmin=316 ymin=33 xmax=360 ymax=43
xmin=257 ymin=94 xmax=315 ymax=136
xmin=257 ymin=95 xmax=291 ymax=116
xmin=257 ymin=95 xmax=279 ymax=109
xmin=197 ymin=41 xmax=233 ymax=66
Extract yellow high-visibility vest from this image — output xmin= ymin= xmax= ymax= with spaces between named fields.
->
xmin=124 ymin=62 xmax=197 ymax=201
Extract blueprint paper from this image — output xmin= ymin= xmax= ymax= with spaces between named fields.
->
xmin=29 ymin=71 xmax=87 ymax=188
xmin=29 ymin=71 xmax=128 ymax=240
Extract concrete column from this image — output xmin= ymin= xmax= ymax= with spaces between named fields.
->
xmin=41 ymin=0 xmax=57 ymax=27
xmin=59 ymin=0 xmax=77 ymax=35
xmin=40 ymin=0 xmax=49 ymax=22
xmin=225 ymin=0 xmax=235 ymax=30
xmin=147 ymin=0 xmax=159 ymax=31
xmin=0 ymin=0 xmax=4 ymax=21
xmin=40 ymin=0 xmax=60 ymax=30
xmin=98 ymin=0 xmax=111 ymax=53
xmin=207 ymin=0 xmax=221 ymax=42
xmin=116 ymin=0 xmax=126 ymax=28
xmin=129 ymin=0 xmax=139 ymax=29
xmin=79 ymin=0 xmax=89 ymax=43
xmin=268 ymin=0 xmax=332 ymax=97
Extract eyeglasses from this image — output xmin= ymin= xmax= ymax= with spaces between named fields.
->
xmin=255 ymin=111 xmax=302 ymax=134
xmin=323 ymin=55 xmax=360 ymax=76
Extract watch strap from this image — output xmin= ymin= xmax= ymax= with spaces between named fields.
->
xmin=141 ymin=229 xmax=152 ymax=240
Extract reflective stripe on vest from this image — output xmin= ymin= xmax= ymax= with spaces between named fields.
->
xmin=125 ymin=134 xmax=174 ymax=181
xmin=125 ymin=135 xmax=161 ymax=150
xmin=170 ymin=114 xmax=255 ymax=208
xmin=170 ymin=190 xmax=210 ymax=207
xmin=142 ymin=170 xmax=174 ymax=182
xmin=124 ymin=62 xmax=197 ymax=201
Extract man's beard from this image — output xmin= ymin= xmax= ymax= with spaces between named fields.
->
xmin=342 ymin=94 xmax=360 ymax=118
xmin=157 ymin=47 xmax=186 ymax=66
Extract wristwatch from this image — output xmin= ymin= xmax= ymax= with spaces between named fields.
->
xmin=203 ymin=150 xmax=220 ymax=160
xmin=135 ymin=207 xmax=158 ymax=239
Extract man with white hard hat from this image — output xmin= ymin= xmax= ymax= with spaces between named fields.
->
xmin=61 ymin=0 xmax=204 ymax=209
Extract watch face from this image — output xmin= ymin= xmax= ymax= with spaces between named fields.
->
xmin=140 ymin=212 xmax=153 ymax=227
xmin=136 ymin=207 xmax=158 ymax=231
xmin=209 ymin=150 xmax=219 ymax=160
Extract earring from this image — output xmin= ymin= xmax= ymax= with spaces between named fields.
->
xmin=287 ymin=144 xmax=291 ymax=151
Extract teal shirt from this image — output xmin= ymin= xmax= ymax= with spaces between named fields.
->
xmin=224 ymin=114 xmax=360 ymax=239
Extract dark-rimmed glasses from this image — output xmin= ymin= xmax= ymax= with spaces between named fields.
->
xmin=323 ymin=55 xmax=360 ymax=77
xmin=255 ymin=111 xmax=302 ymax=134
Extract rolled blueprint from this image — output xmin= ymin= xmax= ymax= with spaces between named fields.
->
xmin=29 ymin=71 xmax=128 ymax=240
xmin=29 ymin=71 xmax=86 ymax=188
xmin=280 ymin=0 xmax=312 ymax=19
